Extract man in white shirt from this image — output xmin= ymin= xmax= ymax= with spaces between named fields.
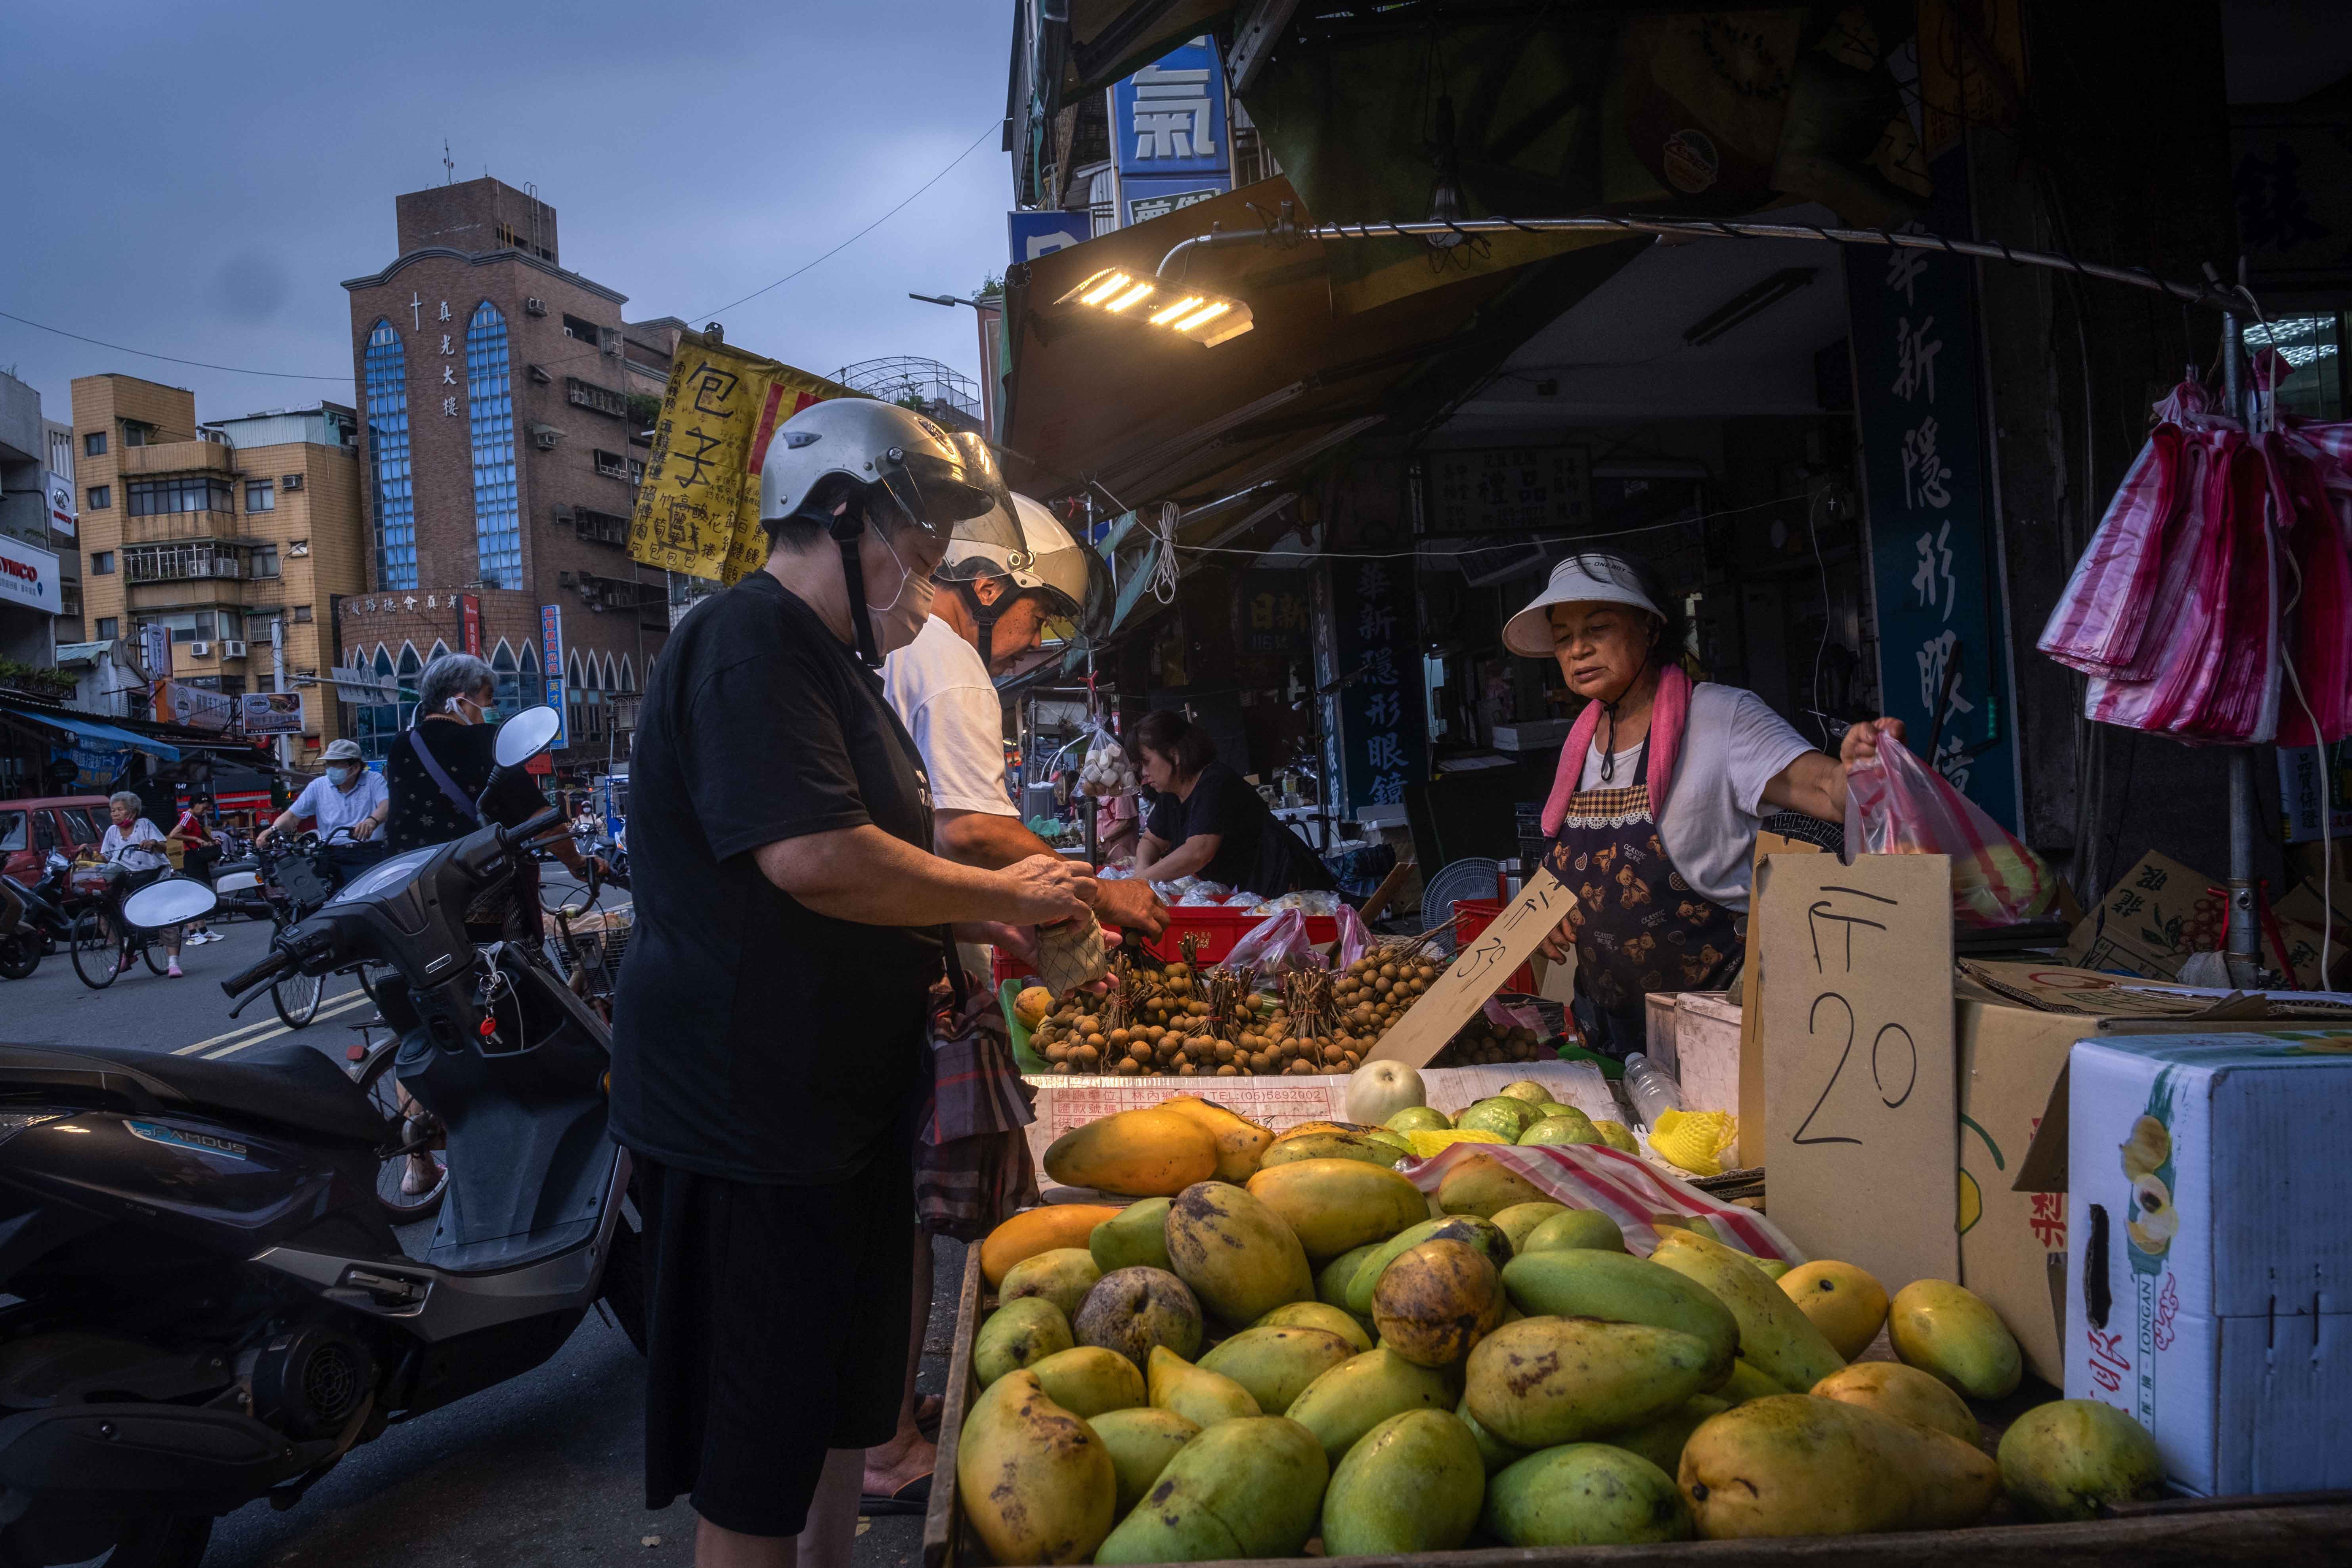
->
xmin=260 ymin=738 xmax=389 ymax=849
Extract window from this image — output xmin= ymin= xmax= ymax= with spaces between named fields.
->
xmin=293 ymin=604 xmax=313 ymax=623
xmin=86 ymin=485 xmax=111 ymax=510
xmin=122 ymin=421 xmax=152 ymax=447
xmin=125 ymin=543 xmax=244 ymax=583
xmin=31 ymin=814 xmax=56 ymax=854
xmin=140 ymin=610 xmax=221 ymax=643
xmin=628 ymin=457 xmax=645 ymax=487
xmin=491 ymin=641 xmax=527 ymax=716
xmin=566 ymin=377 xmax=629 ymax=417
xmin=593 ymin=449 xmax=629 ymax=480
xmin=466 ymin=302 xmax=521 ymax=588
xmin=0 ymin=812 xmax=21 ymax=853
xmin=575 ymin=507 xmax=628 ymax=546
xmin=127 ymin=476 xmax=235 ymax=516
xmin=83 ymin=431 xmax=107 ymax=457
xmin=562 ymin=314 xmax=603 ymax=346
xmin=96 ymin=616 xmax=119 ymax=639
xmin=363 ymin=319 xmax=417 ymax=590
xmin=91 ymin=551 xmax=115 ymax=574
xmin=356 ymin=645 xmax=403 ymax=763
xmin=61 ymin=809 xmax=98 ymax=845
xmin=246 ymin=479 xmax=275 ymax=512
xmin=249 ymin=545 xmax=280 ymax=579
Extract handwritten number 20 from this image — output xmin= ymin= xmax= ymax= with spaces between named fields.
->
xmin=1792 ymin=994 xmax=1916 ymax=1148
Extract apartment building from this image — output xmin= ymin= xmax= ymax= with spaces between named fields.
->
xmin=69 ymin=375 xmax=366 ymax=761
xmin=340 ymin=176 xmax=681 ymax=775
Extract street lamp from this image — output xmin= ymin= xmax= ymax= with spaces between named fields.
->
xmin=1050 ymin=268 xmax=1254 ymax=346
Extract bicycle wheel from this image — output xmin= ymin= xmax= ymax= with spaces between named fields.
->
xmin=352 ymin=1039 xmax=447 ymax=1221
xmin=70 ymin=917 xmax=121 ymax=991
xmin=271 ymin=966 xmax=324 ymax=1028
xmin=143 ymin=932 xmax=171 ymax=976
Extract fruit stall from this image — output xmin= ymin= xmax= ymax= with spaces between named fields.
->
xmin=922 ymin=1063 xmax=2351 ymax=1568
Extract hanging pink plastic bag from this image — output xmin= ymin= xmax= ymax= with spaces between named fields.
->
xmin=1334 ymin=903 xmax=1372 ymax=971
xmin=1223 ymin=908 xmax=1315 ymax=972
xmin=1845 ymin=739 xmax=2058 ymax=927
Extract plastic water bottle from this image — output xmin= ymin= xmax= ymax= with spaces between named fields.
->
xmin=1621 ymin=1052 xmax=1685 ymax=1128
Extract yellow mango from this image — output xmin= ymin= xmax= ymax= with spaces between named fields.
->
xmin=1163 ymin=1181 xmax=1314 ymax=1326
xmin=1199 ymin=1325 xmax=1359 ymax=1415
xmin=1156 ymin=1095 xmax=1276 ymax=1184
xmin=1044 ymin=1109 xmax=1220 ymax=1197
xmin=1000 ymin=1247 xmax=1101 ymax=1321
xmin=1888 ymin=1278 xmax=2022 ymax=1399
xmin=1088 ymin=1197 xmax=1174 ymax=1276
xmin=1520 ymin=1208 xmax=1629 ymax=1254
xmin=1488 ymin=1200 xmax=1571 ymax=1251
xmin=1246 ymin=1159 xmax=1426 ymax=1260
xmin=1997 ymin=1399 xmax=2162 ymax=1521
xmin=1259 ymin=1130 xmax=1402 ymax=1169
xmin=1146 ymin=1344 xmax=1260 ymax=1428
xmin=1812 ymin=1361 xmax=1979 ymax=1444
xmin=1486 ymin=1443 xmax=1692 ymax=1547
xmin=955 ymin=1369 xmax=1117 ymax=1564
xmin=1027 ymin=1344 xmax=1147 ymax=1419
xmin=975 ymin=1296 xmax=1073 ymax=1386
xmin=1250 ymin=1300 xmax=1374 ymax=1354
xmin=1094 ymin=1416 xmax=1328 ymax=1564
xmin=1778 ymin=1260 xmax=1890 ymax=1361
xmin=1091 ymin=1406 xmax=1199 ymax=1516
xmin=1465 ymin=1316 xmax=1719 ymax=1449
xmin=981 ymin=1204 xmax=1123 ymax=1287
xmin=1436 ymin=1153 xmax=1551 ymax=1217
xmin=1648 ymin=1230 xmax=1844 ymax=1392
xmin=1498 ymin=1250 xmax=1737 ymax=1383
xmin=1321 ymin=1409 xmax=1486 ymax=1556
xmin=1285 ymin=1348 xmax=1453 ymax=1469
xmin=1678 ymin=1395 xmax=1998 ymax=1537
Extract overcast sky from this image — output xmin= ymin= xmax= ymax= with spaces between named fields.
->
xmin=0 ymin=1 xmax=1012 ymax=431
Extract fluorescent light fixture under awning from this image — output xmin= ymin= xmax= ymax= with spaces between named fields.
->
xmin=1054 ymin=268 xmax=1255 ymax=346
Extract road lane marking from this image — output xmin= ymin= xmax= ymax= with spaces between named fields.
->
xmin=194 ymin=992 xmax=374 ymax=1059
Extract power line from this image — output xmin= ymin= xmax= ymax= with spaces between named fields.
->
xmin=0 ymin=118 xmax=1003 ymax=388
xmin=688 ymin=121 xmax=1000 ymax=324
xmin=0 ymin=309 xmax=350 ymax=382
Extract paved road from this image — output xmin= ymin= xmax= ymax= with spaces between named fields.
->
xmin=2 ymin=870 xmax=955 ymax=1568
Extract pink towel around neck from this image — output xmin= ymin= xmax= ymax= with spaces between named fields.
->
xmin=1539 ymin=664 xmax=1692 ymax=837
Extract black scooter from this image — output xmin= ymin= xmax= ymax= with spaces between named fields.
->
xmin=0 ymin=853 xmax=81 ymax=980
xmin=0 ymin=709 xmax=641 ymax=1567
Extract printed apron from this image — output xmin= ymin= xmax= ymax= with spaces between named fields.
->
xmin=1543 ymin=735 xmax=1744 ymax=1056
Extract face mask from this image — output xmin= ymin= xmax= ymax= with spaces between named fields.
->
xmin=331 ymin=765 xmax=360 ymax=785
xmin=864 ymin=528 xmax=937 ymax=656
xmin=444 ymin=694 xmax=497 ymax=725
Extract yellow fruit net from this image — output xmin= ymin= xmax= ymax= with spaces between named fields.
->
xmin=1402 ymin=1128 xmax=1511 ymax=1159
xmin=1647 ymin=1109 xmax=1740 ymax=1177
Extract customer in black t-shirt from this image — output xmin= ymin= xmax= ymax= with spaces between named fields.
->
xmin=1131 ymin=710 xmax=1337 ymax=897
xmin=609 ymin=399 xmax=1094 ymax=1568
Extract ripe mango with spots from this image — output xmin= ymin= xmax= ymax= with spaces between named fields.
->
xmin=1283 ymin=1347 xmax=1454 ymax=1469
xmin=1247 ymin=1159 xmax=1427 ymax=1260
xmin=1163 ymin=1181 xmax=1314 ymax=1327
xmin=975 ymin=1296 xmax=1074 ymax=1387
xmin=1043 ymin=1109 xmax=1220 ymax=1197
xmin=1678 ymin=1394 xmax=1998 ymax=1538
xmin=1093 ymin=1416 xmax=1329 ymax=1564
xmin=1198 ymin=1325 xmax=1359 ymax=1415
xmin=955 ymin=1369 xmax=1117 ymax=1565
xmin=1463 ymin=1315 xmax=1719 ymax=1449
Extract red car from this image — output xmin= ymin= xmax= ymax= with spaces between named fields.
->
xmin=0 ymin=795 xmax=111 ymax=885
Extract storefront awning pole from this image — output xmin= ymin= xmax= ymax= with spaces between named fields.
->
xmin=2219 ymin=306 xmax=2263 ymax=986
xmin=1156 ymin=214 xmax=2258 ymax=315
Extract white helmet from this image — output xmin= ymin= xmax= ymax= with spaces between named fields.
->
xmin=937 ymin=483 xmax=1114 ymax=675
xmin=758 ymin=399 xmax=1018 ymax=549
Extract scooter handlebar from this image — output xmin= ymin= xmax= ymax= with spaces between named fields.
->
xmin=220 ymin=947 xmax=293 ymax=997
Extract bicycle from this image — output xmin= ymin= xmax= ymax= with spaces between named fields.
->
xmin=254 ymin=828 xmax=398 ymax=1027
xmin=67 ymin=866 xmax=190 ymax=989
xmin=543 ymin=857 xmax=629 ymax=1023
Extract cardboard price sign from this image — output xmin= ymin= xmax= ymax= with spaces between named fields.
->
xmin=1758 ymin=853 xmax=1959 ymax=1289
xmin=1365 ymin=866 xmax=1579 ymax=1067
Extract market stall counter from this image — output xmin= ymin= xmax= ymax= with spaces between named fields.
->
xmin=920 ymin=1054 xmax=2352 ymax=1568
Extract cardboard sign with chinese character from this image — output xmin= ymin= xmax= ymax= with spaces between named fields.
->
xmin=627 ymin=330 xmax=859 ymax=584
xmin=2061 ymin=850 xmax=2224 ymax=980
xmin=1365 ymin=866 xmax=1580 ymax=1067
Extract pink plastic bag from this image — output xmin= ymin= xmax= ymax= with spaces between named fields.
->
xmin=1334 ymin=903 xmax=1372 ymax=971
xmin=1845 ymin=739 xmax=2058 ymax=927
xmin=1223 ymin=908 xmax=1314 ymax=972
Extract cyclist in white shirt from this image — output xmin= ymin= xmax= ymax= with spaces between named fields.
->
xmin=96 ymin=790 xmax=184 ymax=977
xmin=258 ymin=739 xmax=390 ymax=883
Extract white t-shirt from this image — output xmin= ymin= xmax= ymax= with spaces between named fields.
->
xmin=291 ymin=768 xmax=390 ymax=838
xmin=1574 ymin=683 xmax=1817 ymax=912
xmin=101 ymin=817 xmax=170 ymax=873
xmin=881 ymin=616 xmax=1017 ymax=816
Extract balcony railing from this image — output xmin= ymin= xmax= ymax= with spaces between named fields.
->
xmin=125 ymin=548 xmax=243 ymax=584
xmin=119 ymin=440 xmax=235 ymax=477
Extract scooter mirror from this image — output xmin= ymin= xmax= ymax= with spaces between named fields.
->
xmin=494 ymin=705 xmax=563 ymax=769
xmin=123 ymin=876 xmax=219 ymax=931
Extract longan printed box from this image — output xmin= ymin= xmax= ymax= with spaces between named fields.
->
xmin=2056 ymin=1034 xmax=2352 ymax=1496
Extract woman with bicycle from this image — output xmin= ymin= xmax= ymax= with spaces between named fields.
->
xmin=94 ymin=792 xmax=185 ymax=978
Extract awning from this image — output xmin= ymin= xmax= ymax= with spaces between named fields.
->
xmin=999 ymin=175 xmax=1645 ymax=520
xmin=0 ymin=701 xmax=182 ymax=762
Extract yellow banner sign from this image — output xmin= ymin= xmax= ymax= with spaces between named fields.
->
xmin=627 ymin=331 xmax=860 ymax=584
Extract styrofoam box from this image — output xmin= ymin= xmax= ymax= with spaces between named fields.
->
xmin=2061 ymin=1033 xmax=2352 ymax=1496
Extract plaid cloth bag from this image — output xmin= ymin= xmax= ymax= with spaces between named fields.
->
xmin=914 ymin=952 xmax=1039 ymax=1240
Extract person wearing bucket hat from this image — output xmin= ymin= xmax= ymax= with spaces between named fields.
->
xmin=1502 ymin=549 xmax=1903 ymax=1055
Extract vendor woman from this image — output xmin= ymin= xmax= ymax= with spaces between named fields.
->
xmin=1132 ymin=710 xmax=1337 ymax=899
xmin=1506 ymin=551 xmax=1902 ymax=1054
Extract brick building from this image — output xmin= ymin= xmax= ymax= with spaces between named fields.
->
xmin=340 ymin=176 xmax=681 ymax=776
xmin=68 ymin=374 xmax=366 ymax=763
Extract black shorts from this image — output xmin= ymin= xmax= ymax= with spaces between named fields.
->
xmin=638 ymin=1151 xmax=915 ymax=1537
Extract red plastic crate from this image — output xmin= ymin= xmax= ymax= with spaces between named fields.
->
xmin=1451 ymin=898 xmax=1539 ymax=994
